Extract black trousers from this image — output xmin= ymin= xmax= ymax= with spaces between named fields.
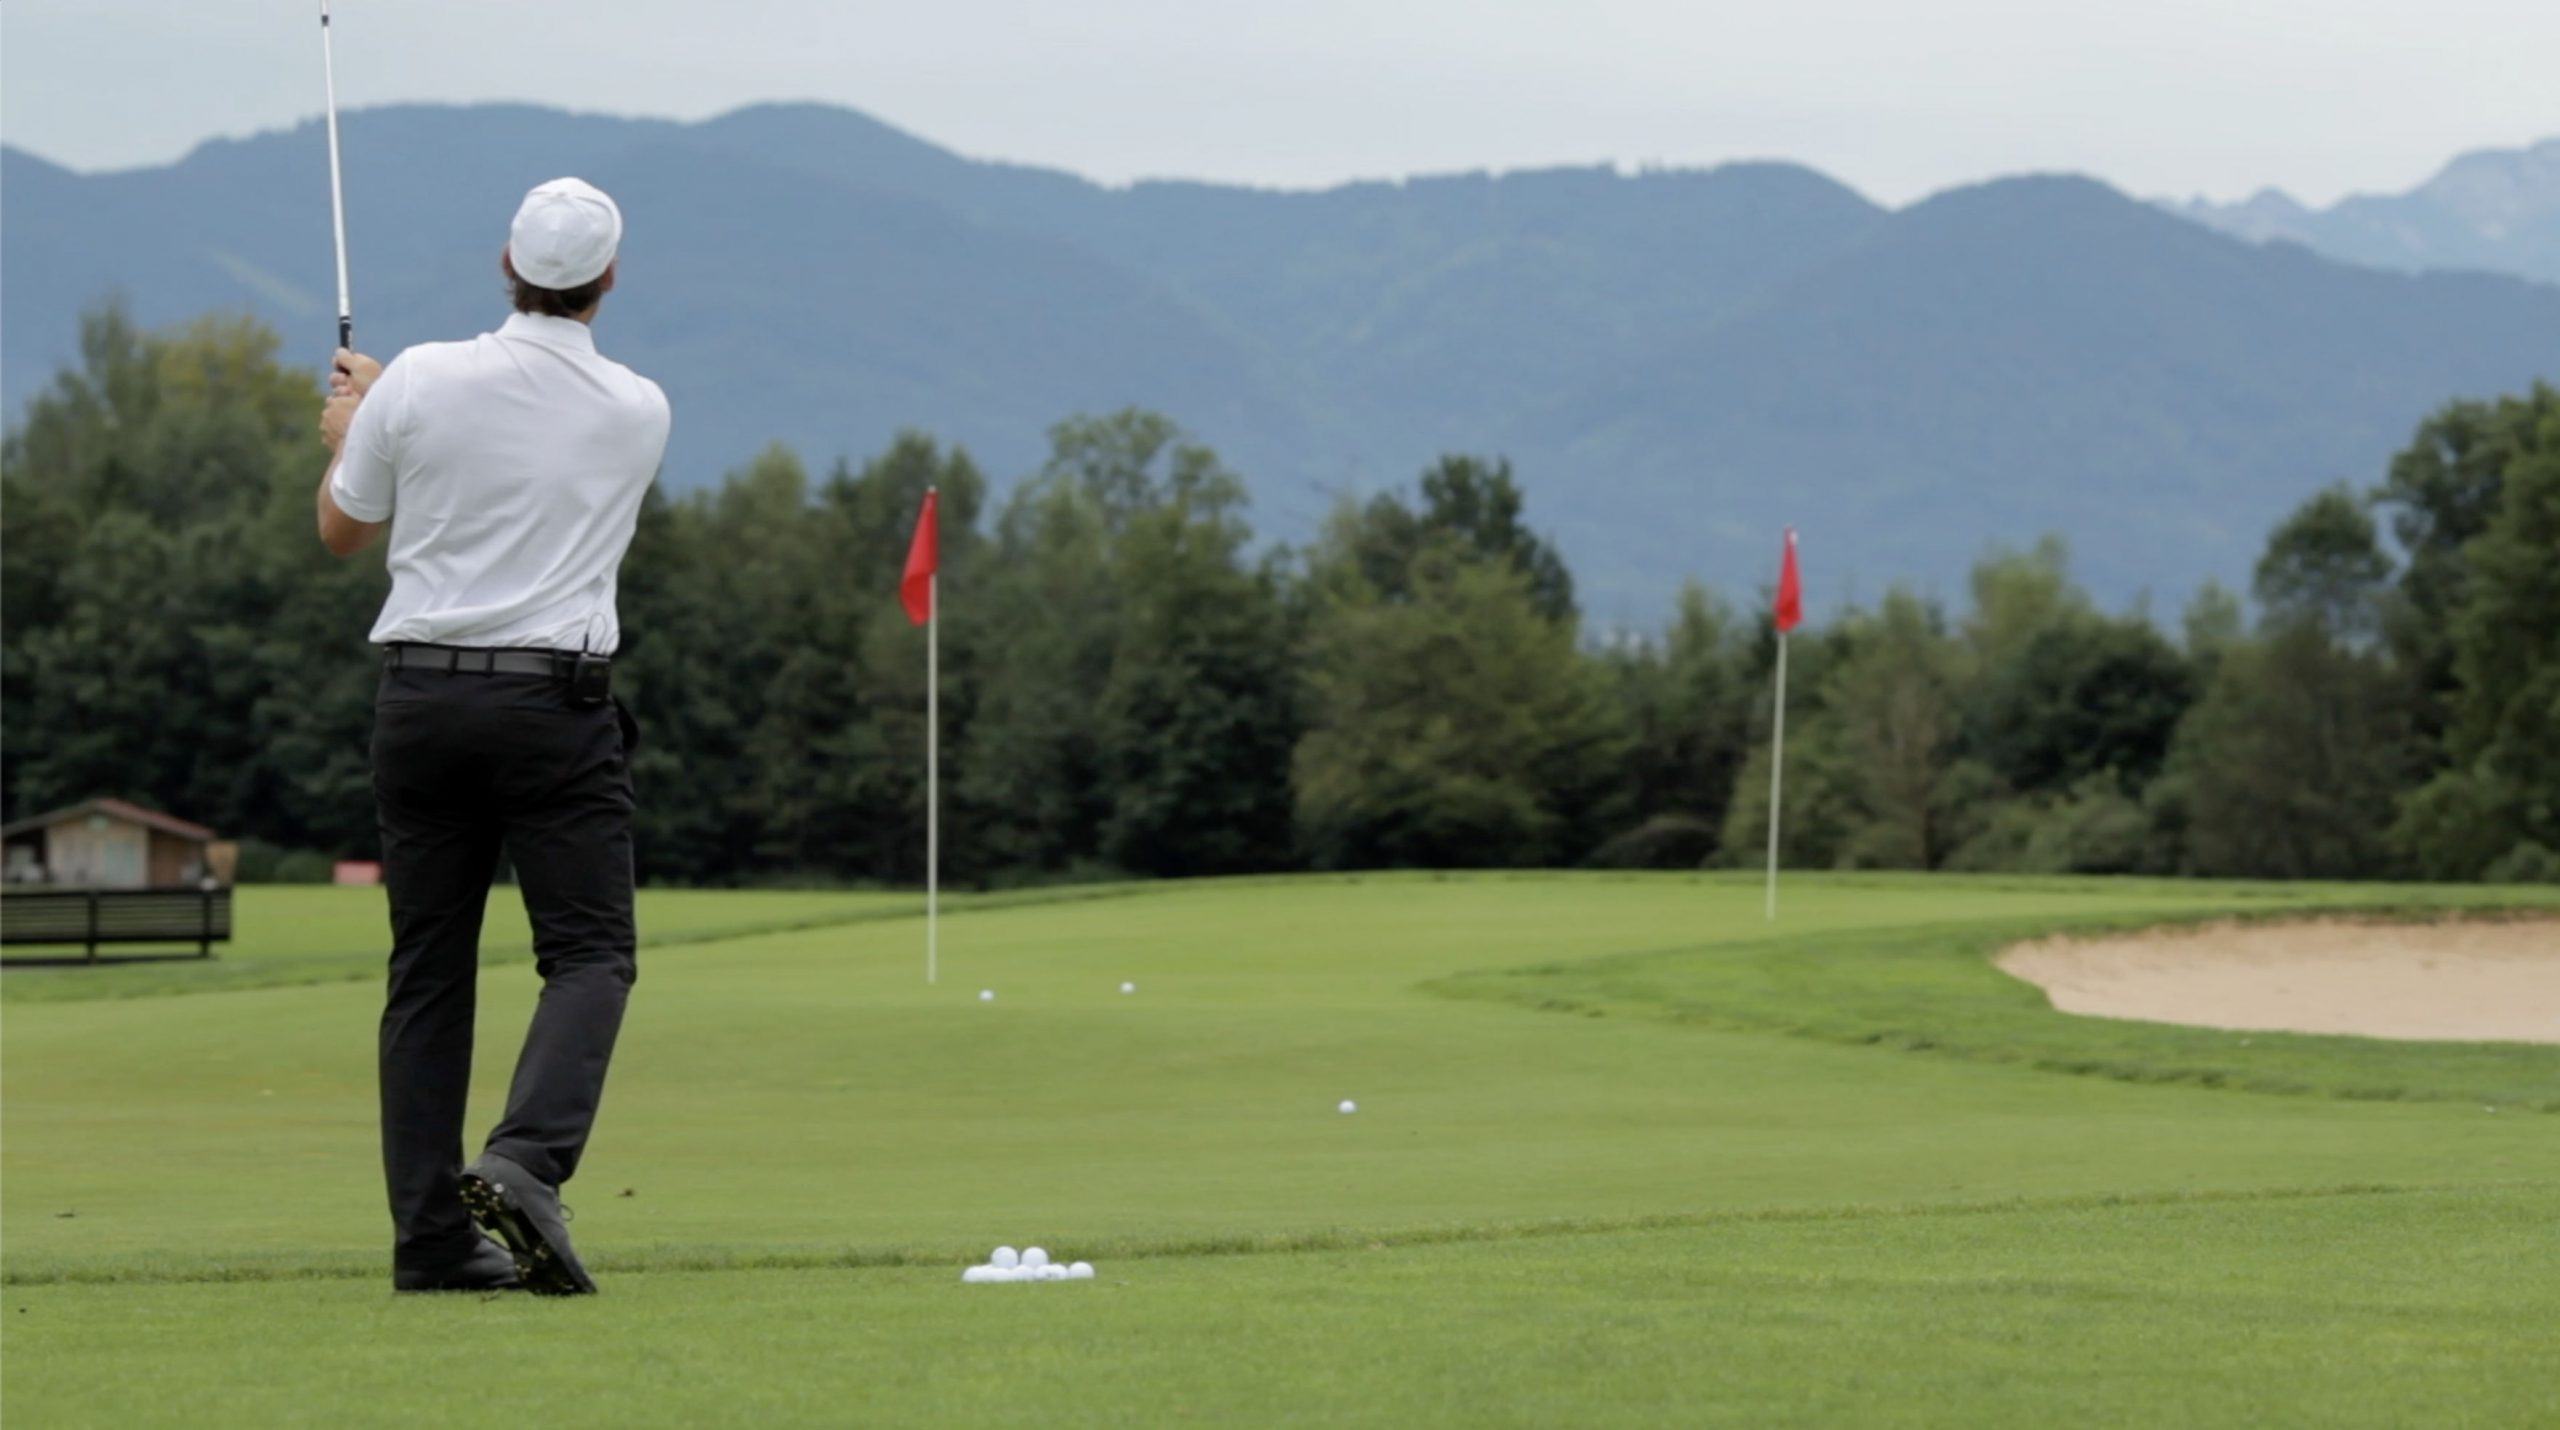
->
xmin=371 ymin=665 xmax=638 ymax=1269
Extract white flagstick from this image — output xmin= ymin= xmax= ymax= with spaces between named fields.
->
xmin=927 ymin=567 xmax=939 ymax=984
xmin=1764 ymin=629 xmax=1789 ymax=922
xmin=318 ymin=0 xmax=353 ymax=350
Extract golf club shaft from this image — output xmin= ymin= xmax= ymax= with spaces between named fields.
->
xmin=319 ymin=0 xmax=352 ymax=351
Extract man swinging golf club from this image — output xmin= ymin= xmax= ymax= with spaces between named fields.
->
xmin=317 ymin=178 xmax=670 ymax=1295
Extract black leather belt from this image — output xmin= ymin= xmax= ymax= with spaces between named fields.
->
xmin=383 ymin=643 xmax=595 ymax=677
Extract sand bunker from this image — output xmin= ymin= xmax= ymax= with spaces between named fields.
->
xmin=1997 ymin=918 xmax=2560 ymax=1044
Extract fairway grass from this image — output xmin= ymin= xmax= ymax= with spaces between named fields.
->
xmin=7 ymin=1188 xmax=2554 ymax=1427
xmin=5 ymin=873 xmax=2556 ymax=1425
xmin=0 ymin=886 xmax=919 ymax=1003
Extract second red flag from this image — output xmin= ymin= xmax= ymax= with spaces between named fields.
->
xmin=901 ymin=490 xmax=939 ymax=627
xmin=1774 ymin=528 xmax=1802 ymax=634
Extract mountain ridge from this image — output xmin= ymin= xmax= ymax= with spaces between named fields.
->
xmin=6 ymin=106 xmax=2554 ymax=618
xmin=2170 ymin=138 xmax=2560 ymax=288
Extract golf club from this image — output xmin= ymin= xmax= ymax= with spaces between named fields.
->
xmin=318 ymin=0 xmax=352 ymax=352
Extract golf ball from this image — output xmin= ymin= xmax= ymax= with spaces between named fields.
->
xmin=962 ymin=1266 xmax=995 ymax=1283
xmin=1339 ymin=1099 xmax=1358 ymax=1114
xmin=1120 ymin=981 xmax=1136 ymax=994
xmin=979 ymin=989 xmax=995 ymax=1002
xmin=1038 ymin=1264 xmax=1069 ymax=1281
xmin=991 ymin=1246 xmax=1019 ymax=1269
xmin=1067 ymin=1262 xmax=1095 ymax=1280
xmin=1022 ymin=1246 xmax=1050 ymax=1269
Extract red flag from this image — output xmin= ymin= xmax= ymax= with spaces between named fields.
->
xmin=1773 ymin=528 xmax=1802 ymax=634
xmin=900 ymin=490 xmax=939 ymax=626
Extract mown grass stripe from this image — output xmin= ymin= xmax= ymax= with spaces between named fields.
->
xmin=8 ymin=1178 xmax=2533 ymax=1289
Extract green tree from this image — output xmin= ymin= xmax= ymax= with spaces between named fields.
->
xmin=1959 ymin=537 xmax=2089 ymax=676
xmin=627 ymin=445 xmax=825 ymax=880
xmin=610 ymin=437 xmax=992 ymax=885
xmin=1337 ymin=455 xmax=1576 ymax=623
xmin=2255 ymin=484 xmax=2392 ymax=642
xmin=1716 ymin=686 xmax=1858 ymax=873
xmin=2138 ymin=477 xmax=2437 ymax=880
xmin=963 ymin=475 xmax=1119 ymax=874
xmin=1822 ymin=590 xmax=1977 ymax=868
xmin=2392 ymin=397 xmax=2560 ymax=880
xmin=1965 ymin=615 xmax=2194 ymax=796
xmin=2373 ymin=388 xmax=2548 ymax=739
xmin=1296 ymin=549 xmax=1622 ymax=868
xmin=1096 ymin=445 xmax=1298 ymax=876
xmin=1594 ymin=583 xmax=1755 ymax=865
xmin=2160 ymin=623 xmax=2415 ymax=879
xmin=2180 ymin=581 xmax=2245 ymax=681
xmin=965 ymin=411 xmax=1296 ymax=879
xmin=1946 ymin=773 xmax=2156 ymax=875
xmin=4 ymin=306 xmax=310 ymax=531
xmin=4 ymin=303 xmax=376 ymax=851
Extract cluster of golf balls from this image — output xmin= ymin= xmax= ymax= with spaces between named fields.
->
xmin=962 ymin=1245 xmax=1094 ymax=1284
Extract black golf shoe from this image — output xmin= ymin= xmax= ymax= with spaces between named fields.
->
xmin=459 ymin=1152 xmax=597 ymax=1296
xmin=393 ymin=1238 xmax=524 ymax=1293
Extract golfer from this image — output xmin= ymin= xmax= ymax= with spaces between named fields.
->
xmin=316 ymin=178 xmax=669 ymax=1295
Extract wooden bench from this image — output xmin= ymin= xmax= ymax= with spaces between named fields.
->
xmin=0 ymin=888 xmax=233 ymax=964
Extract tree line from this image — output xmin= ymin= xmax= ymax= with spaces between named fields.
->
xmin=4 ymin=307 xmax=2554 ymax=886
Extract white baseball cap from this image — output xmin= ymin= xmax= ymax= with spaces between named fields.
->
xmin=508 ymin=177 xmax=623 ymax=290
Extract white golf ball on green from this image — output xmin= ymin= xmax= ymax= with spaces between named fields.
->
xmin=1022 ymin=1246 xmax=1050 ymax=1270
xmin=1067 ymin=1262 xmax=1095 ymax=1280
xmin=1339 ymin=1099 xmax=1357 ymax=1114
xmin=990 ymin=1246 xmax=1019 ymax=1269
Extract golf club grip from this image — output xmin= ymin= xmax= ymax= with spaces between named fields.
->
xmin=339 ymin=315 xmax=353 ymax=351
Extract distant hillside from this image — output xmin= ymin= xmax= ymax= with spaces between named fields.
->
xmin=6 ymin=104 xmax=2555 ymax=617
xmin=2170 ymin=139 xmax=2560 ymax=288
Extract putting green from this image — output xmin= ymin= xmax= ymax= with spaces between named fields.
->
xmin=3 ymin=874 xmax=2553 ymax=1424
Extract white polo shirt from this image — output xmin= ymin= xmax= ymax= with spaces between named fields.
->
xmin=331 ymin=312 xmax=670 ymax=651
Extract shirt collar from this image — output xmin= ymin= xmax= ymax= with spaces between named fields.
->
xmin=498 ymin=311 xmax=599 ymax=354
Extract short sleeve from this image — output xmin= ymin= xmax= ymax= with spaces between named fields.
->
xmin=329 ymin=356 xmax=409 ymax=523
xmin=646 ymin=379 xmax=674 ymax=470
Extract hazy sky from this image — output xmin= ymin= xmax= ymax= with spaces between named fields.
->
xmin=6 ymin=1 xmax=2555 ymax=205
